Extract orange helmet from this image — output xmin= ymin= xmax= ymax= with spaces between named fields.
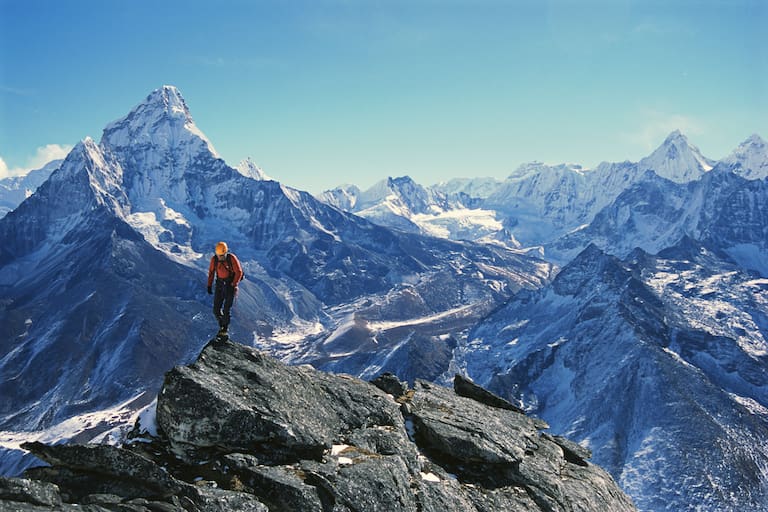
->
xmin=215 ymin=241 xmax=228 ymax=256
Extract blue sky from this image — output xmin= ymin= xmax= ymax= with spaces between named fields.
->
xmin=1 ymin=0 xmax=766 ymax=192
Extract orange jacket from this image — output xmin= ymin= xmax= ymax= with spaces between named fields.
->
xmin=207 ymin=253 xmax=244 ymax=287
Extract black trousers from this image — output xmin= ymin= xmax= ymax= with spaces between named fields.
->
xmin=213 ymin=280 xmax=236 ymax=329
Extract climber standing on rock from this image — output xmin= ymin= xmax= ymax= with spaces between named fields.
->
xmin=207 ymin=241 xmax=243 ymax=336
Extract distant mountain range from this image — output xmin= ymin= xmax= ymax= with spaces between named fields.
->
xmin=1 ymin=86 xmax=766 ymax=512
xmin=319 ymin=130 xmax=767 ymax=260
xmin=0 ymin=159 xmax=62 ymax=219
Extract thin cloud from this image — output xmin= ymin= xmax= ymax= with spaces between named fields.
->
xmin=623 ymin=111 xmax=706 ymax=152
xmin=0 ymin=144 xmax=72 ymax=179
xmin=0 ymin=85 xmax=35 ymax=96
xmin=632 ymin=21 xmax=696 ymax=38
xmin=190 ymin=55 xmax=283 ymax=70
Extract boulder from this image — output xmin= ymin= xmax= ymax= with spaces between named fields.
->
xmin=0 ymin=477 xmax=61 ymax=507
xmin=453 ymin=373 xmax=525 ymax=413
xmin=221 ymin=453 xmax=325 ymax=511
xmin=18 ymin=441 xmax=268 ymax=511
xmin=156 ymin=339 xmax=402 ymax=463
xmin=371 ymin=372 xmax=410 ymax=398
xmin=409 ymin=380 xmax=634 ymax=511
xmin=21 ymin=442 xmax=184 ymax=499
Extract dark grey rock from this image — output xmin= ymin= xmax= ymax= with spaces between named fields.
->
xmin=17 ymin=441 xmax=269 ymax=512
xmin=542 ymin=433 xmax=592 ymax=465
xmin=3 ymin=338 xmax=636 ymax=512
xmin=331 ymin=454 xmax=417 ymax=512
xmin=22 ymin=464 xmax=167 ymax=504
xmin=453 ymin=373 xmax=525 ymax=413
xmin=347 ymin=425 xmax=417 ymax=460
xmin=21 ymin=442 xmax=184 ymax=499
xmin=156 ymin=339 xmax=402 ymax=463
xmin=221 ymin=453 xmax=324 ymax=511
xmin=81 ymin=493 xmax=123 ymax=505
xmin=370 ymin=372 xmax=409 ymax=398
xmin=191 ymin=486 xmax=268 ymax=512
xmin=124 ymin=498 xmax=181 ymax=512
xmin=408 ymin=380 xmax=636 ymax=512
xmin=410 ymin=380 xmax=543 ymax=477
xmin=0 ymin=477 xmax=61 ymax=507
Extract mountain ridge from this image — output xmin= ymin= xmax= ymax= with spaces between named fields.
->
xmin=1 ymin=337 xmax=637 ymax=512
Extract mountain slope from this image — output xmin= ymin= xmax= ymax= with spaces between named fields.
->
xmin=548 ymin=165 xmax=768 ymax=273
xmin=458 ymin=242 xmax=768 ymax=512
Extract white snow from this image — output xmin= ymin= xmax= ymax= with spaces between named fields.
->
xmin=330 ymin=445 xmax=356 ymax=465
xmin=412 ymin=207 xmax=504 ymax=241
xmin=331 ymin=444 xmax=351 ymax=456
xmin=131 ymin=399 xmax=158 ymax=439
xmin=729 ymin=393 xmax=768 ymax=416
xmin=619 ymin=427 xmax=669 ymax=501
xmin=366 ymin=304 xmax=477 ymax=331
xmin=124 ymin=201 xmax=202 ymax=264
xmin=420 ymin=472 xmax=441 ymax=482
xmin=638 ymin=130 xmax=714 ymax=182
xmin=0 ymin=392 xmax=151 ymax=451
xmin=648 ymin=261 xmax=768 ymax=358
xmin=722 ymin=134 xmax=768 ymax=179
xmin=236 ymin=158 xmax=272 ymax=181
xmin=725 ymin=244 xmax=768 ymax=277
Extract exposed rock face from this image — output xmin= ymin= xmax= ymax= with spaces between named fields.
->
xmin=3 ymin=338 xmax=636 ymax=512
xmin=157 ymin=340 xmax=403 ymax=464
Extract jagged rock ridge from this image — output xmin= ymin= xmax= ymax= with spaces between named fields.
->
xmin=1 ymin=338 xmax=636 ymax=512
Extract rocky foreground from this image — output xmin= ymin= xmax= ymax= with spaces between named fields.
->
xmin=0 ymin=338 xmax=636 ymax=511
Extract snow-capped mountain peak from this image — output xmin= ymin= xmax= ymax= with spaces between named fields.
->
xmin=722 ymin=133 xmax=768 ymax=179
xmin=506 ymin=161 xmax=589 ymax=181
xmin=638 ymin=130 xmax=714 ymax=183
xmin=317 ymin=184 xmax=361 ymax=211
xmin=353 ymin=175 xmax=439 ymax=215
xmin=100 ymin=85 xmax=218 ymax=158
xmin=236 ymin=158 xmax=272 ymax=181
xmin=97 ymin=86 xmax=231 ymax=212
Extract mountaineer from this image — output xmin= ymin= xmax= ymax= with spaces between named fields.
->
xmin=207 ymin=241 xmax=243 ymax=336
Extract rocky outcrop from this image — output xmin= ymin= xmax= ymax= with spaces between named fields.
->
xmin=3 ymin=338 xmax=636 ymax=511
xmin=453 ymin=373 xmax=526 ymax=413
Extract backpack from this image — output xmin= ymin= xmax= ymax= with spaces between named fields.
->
xmin=214 ymin=254 xmax=245 ymax=282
